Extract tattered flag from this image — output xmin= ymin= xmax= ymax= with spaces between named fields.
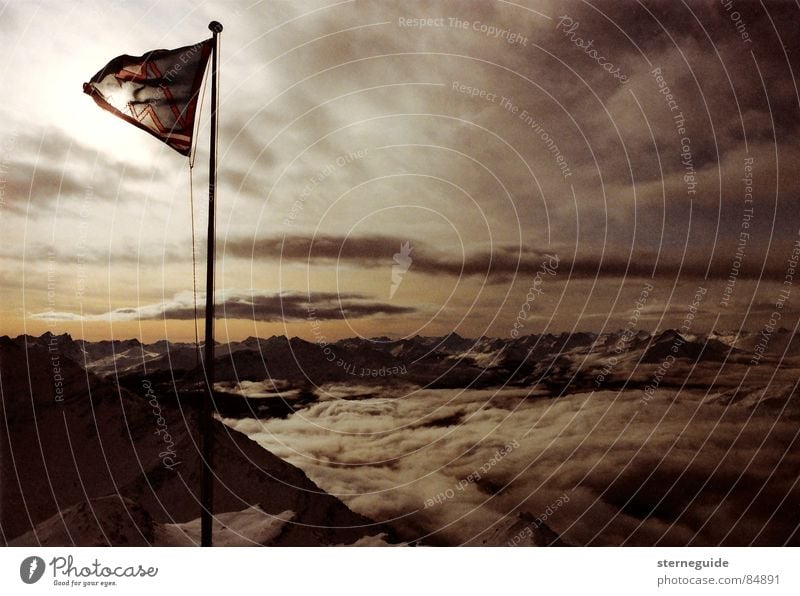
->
xmin=83 ymin=39 xmax=212 ymax=155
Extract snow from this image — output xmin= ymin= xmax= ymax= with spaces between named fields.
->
xmin=155 ymin=506 xmax=294 ymax=546
xmin=215 ymin=380 xmax=299 ymax=399
xmin=337 ymin=533 xmax=406 ymax=546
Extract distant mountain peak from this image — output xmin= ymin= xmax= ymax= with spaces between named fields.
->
xmin=654 ymin=329 xmax=685 ymax=342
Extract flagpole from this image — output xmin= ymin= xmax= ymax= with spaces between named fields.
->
xmin=201 ymin=19 xmax=223 ymax=548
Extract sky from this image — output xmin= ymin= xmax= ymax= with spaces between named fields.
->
xmin=1 ymin=0 xmax=799 ymax=342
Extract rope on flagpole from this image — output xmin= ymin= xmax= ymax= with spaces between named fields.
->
xmin=188 ymin=165 xmax=200 ymax=370
xmin=190 ymin=63 xmax=210 ymax=168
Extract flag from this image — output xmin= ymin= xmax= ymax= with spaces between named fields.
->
xmin=83 ymin=39 xmax=212 ymax=156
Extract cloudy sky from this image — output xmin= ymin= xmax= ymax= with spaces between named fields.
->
xmin=2 ymin=0 xmax=799 ymax=342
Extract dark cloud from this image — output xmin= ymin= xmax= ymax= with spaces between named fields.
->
xmin=0 ymin=241 xmax=191 ymax=265
xmin=31 ymin=289 xmax=416 ymax=322
xmin=224 ymin=233 xmax=798 ymax=282
xmin=208 ymin=291 xmax=416 ymax=322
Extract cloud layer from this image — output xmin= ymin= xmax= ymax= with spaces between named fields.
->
xmin=31 ymin=289 xmax=415 ymax=322
xmin=228 ymin=381 xmax=800 ymax=546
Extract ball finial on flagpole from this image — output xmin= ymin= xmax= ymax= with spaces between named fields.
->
xmin=209 ymin=21 xmax=223 ymax=33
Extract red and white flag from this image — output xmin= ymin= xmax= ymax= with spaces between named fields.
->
xmin=83 ymin=39 xmax=212 ymax=155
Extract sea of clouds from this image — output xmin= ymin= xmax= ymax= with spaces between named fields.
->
xmin=226 ymin=383 xmax=799 ymax=546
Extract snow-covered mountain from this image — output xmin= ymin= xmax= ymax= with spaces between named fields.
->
xmin=10 ymin=327 xmax=795 ymax=394
xmin=0 ymin=337 xmax=393 ymax=546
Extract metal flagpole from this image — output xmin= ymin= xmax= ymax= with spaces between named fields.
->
xmin=201 ymin=19 xmax=223 ymax=548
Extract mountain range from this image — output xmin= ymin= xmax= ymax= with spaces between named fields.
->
xmin=12 ymin=327 xmax=798 ymax=389
xmin=3 ymin=327 xmax=798 ymax=546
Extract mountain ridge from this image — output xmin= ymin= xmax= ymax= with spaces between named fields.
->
xmin=0 ymin=339 xmax=393 ymax=546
